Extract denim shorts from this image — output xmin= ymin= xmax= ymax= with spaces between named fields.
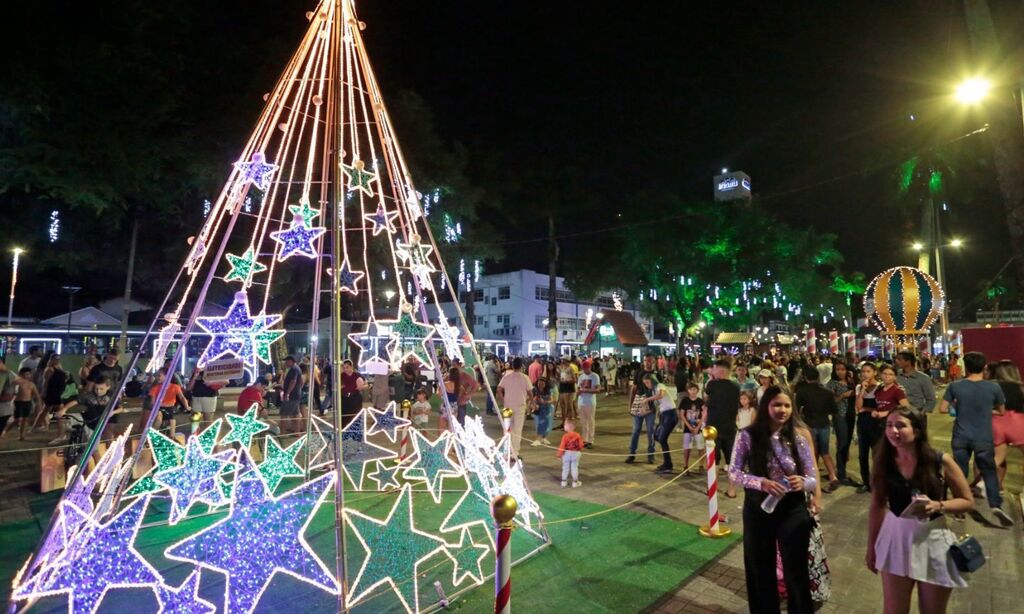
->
xmin=810 ymin=426 xmax=831 ymax=456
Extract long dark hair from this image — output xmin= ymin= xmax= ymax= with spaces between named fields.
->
xmin=447 ymin=367 xmax=462 ymax=397
xmin=871 ymin=407 xmax=944 ymax=500
xmin=743 ymin=385 xmax=804 ymax=479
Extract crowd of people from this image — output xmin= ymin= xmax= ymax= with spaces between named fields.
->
xmin=1 ymin=341 xmax=1021 ymax=614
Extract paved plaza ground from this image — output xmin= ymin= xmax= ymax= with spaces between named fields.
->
xmin=1 ymin=385 xmax=1021 ymax=612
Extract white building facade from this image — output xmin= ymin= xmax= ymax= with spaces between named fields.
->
xmin=435 ymin=269 xmax=650 ymax=356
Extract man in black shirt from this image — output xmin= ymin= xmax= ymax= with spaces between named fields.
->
xmin=704 ymin=358 xmax=740 ymax=497
xmin=88 ymin=350 xmax=123 ymax=391
xmin=794 ymin=366 xmax=839 ymax=492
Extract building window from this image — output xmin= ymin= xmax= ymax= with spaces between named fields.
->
xmin=534 ymin=286 xmax=576 ymax=302
xmin=498 ymin=286 xmax=510 ymax=300
xmin=474 ymin=316 xmax=485 ymax=326
xmin=535 ymin=286 xmax=548 ymax=301
xmin=473 ymin=289 xmax=484 ymax=302
xmin=496 ymin=314 xmax=511 ymax=327
xmin=535 ymin=315 xmax=547 ymax=328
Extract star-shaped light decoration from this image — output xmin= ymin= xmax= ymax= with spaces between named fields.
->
xmin=344 ymin=484 xmax=452 ymax=613
xmin=222 ymin=403 xmax=270 ymax=449
xmin=15 ymin=497 xmax=160 ymax=614
xmin=258 ymin=436 xmax=306 ymax=491
xmin=385 ymin=309 xmax=436 ymax=369
xmin=366 ymin=459 xmax=401 ymax=491
xmin=269 ymin=214 xmax=326 ymax=261
xmin=367 ymin=401 xmax=411 ymax=442
xmin=447 ymin=528 xmax=490 ymax=587
xmin=433 ymin=317 xmax=463 ymax=361
xmin=233 ymin=151 xmax=279 ymax=192
xmin=341 ymin=410 xmax=396 ymax=489
xmin=336 ymin=258 xmax=365 ymax=295
xmin=341 ymin=159 xmax=377 ymax=196
xmin=288 ymin=197 xmax=321 ymax=223
xmin=154 ymin=570 xmax=216 ymax=614
xmin=348 ymin=318 xmax=395 ymax=375
xmin=125 ymin=429 xmax=188 ymax=497
xmin=402 ymin=429 xmax=462 ymax=503
xmin=299 ymin=414 xmax=336 ymax=470
xmin=363 ymin=204 xmax=398 ymax=236
xmin=196 ymin=291 xmax=285 ymax=369
xmin=224 ymin=247 xmax=267 ymax=284
xmin=154 ymin=437 xmax=235 ymax=524
xmin=165 ymin=454 xmax=338 ymax=614
xmin=145 ymin=317 xmax=181 ymax=373
xmin=185 ymin=236 xmax=208 ymax=276
xmin=440 ymin=445 xmax=498 ymax=542
xmin=395 ymin=235 xmax=437 ymax=286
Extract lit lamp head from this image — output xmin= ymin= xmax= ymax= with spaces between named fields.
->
xmin=954 ymin=77 xmax=991 ymax=105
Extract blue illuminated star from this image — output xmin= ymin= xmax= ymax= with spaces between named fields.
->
xmin=366 ymin=459 xmax=402 ymax=491
xmin=270 ymin=215 xmax=326 ymax=261
xmin=336 ymin=258 xmax=365 ymax=295
xmin=347 ymin=319 xmax=395 ymax=374
xmin=345 ymin=484 xmax=451 ymax=613
xmin=363 ymin=204 xmax=398 ymax=236
xmin=341 ymin=410 xmax=397 ymax=489
xmin=402 ymin=430 xmax=461 ymax=503
xmin=21 ymin=497 xmax=160 ymax=614
xmin=367 ymin=401 xmax=411 ymax=442
xmin=155 ymin=437 xmax=235 ymax=524
xmin=154 ymin=570 xmax=216 ymax=614
xmin=233 ymin=151 xmax=279 ymax=192
xmin=165 ymin=454 xmax=338 ymax=614
xmin=196 ymin=291 xmax=285 ymax=369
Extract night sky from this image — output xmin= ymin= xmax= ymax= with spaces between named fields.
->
xmin=6 ymin=0 xmax=1022 ymax=317
xmin=351 ymin=0 xmax=1017 ymax=312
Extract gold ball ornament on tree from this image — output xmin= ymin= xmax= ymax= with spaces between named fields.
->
xmin=702 ymin=426 xmax=718 ymax=441
xmin=491 ymin=494 xmax=518 ymax=528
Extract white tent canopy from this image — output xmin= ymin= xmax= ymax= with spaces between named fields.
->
xmin=40 ymin=307 xmax=121 ymax=328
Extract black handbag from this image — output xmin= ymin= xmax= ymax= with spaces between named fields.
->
xmin=949 ymin=534 xmax=985 ymax=573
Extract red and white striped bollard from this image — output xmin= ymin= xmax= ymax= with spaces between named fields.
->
xmin=698 ymin=426 xmax=732 ymax=538
xmin=492 ymin=494 xmax=517 ymax=614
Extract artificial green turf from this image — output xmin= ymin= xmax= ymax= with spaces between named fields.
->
xmin=2 ymin=488 xmax=737 ymax=612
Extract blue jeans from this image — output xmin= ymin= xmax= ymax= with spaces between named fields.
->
xmin=629 ymin=413 xmax=656 ymax=457
xmin=952 ymin=438 xmax=1001 ymax=508
xmin=535 ymin=404 xmax=552 ymax=437
xmin=656 ymin=409 xmax=678 ymax=467
xmin=456 ymin=404 xmax=468 ymax=426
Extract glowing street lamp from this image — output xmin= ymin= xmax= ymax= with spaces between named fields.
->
xmin=911 ymin=241 xmax=924 ymax=251
xmin=949 ymin=238 xmax=963 ymax=248
xmin=954 ymin=77 xmax=992 ymax=105
xmin=7 ymin=247 xmax=24 ymax=327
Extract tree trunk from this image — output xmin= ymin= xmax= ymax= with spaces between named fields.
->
xmin=547 ymin=214 xmax=558 ymax=353
xmin=464 ymin=286 xmax=475 ymax=335
xmin=962 ymin=0 xmax=1024 ymax=284
xmin=118 ymin=216 xmax=139 ymax=353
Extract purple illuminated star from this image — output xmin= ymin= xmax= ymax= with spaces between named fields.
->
xmin=270 ymin=214 xmax=326 ymax=261
xmin=336 ymin=258 xmax=365 ymax=295
xmin=347 ymin=319 xmax=395 ymax=375
xmin=341 ymin=410 xmax=397 ymax=489
xmin=154 ymin=571 xmax=216 ymax=614
xmin=155 ymin=437 xmax=235 ymax=524
xmin=363 ymin=204 xmax=398 ymax=236
xmin=233 ymin=151 xmax=279 ymax=192
xmin=165 ymin=453 xmax=338 ymax=614
xmin=196 ymin=291 xmax=285 ymax=369
xmin=19 ymin=497 xmax=160 ymax=614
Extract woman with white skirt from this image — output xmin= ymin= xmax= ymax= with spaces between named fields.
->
xmin=866 ymin=408 xmax=974 ymax=613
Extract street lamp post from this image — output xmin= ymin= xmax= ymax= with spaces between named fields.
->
xmin=62 ymin=285 xmax=82 ymax=350
xmin=7 ymin=247 xmax=24 ymax=327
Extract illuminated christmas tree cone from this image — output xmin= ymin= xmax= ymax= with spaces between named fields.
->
xmin=11 ymin=2 xmax=548 ymax=613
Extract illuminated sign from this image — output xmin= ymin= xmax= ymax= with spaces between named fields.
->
xmin=599 ymin=324 xmax=615 ymax=338
xmin=717 ymin=178 xmax=739 ymax=191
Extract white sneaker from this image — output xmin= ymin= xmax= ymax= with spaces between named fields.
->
xmin=992 ymin=506 xmax=1015 ymax=527
xmin=572 ymin=481 xmax=582 ymax=488
xmin=560 ymin=481 xmax=567 ymax=488
xmin=542 ymin=438 xmax=552 ymax=445
xmin=531 ymin=439 xmax=543 ymax=447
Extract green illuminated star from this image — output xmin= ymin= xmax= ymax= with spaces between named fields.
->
xmin=224 ymin=247 xmax=267 ymax=283
xmin=288 ymin=197 xmax=321 ymax=223
xmin=367 ymin=460 xmax=401 ymax=491
xmin=342 ymin=159 xmax=377 ymax=196
xmin=258 ymin=436 xmax=306 ymax=491
xmin=125 ymin=430 xmax=186 ymax=497
xmin=252 ymin=329 xmax=284 ymax=365
xmin=197 ymin=419 xmax=222 ymax=452
xmin=223 ymin=404 xmax=270 ymax=448
xmin=447 ymin=527 xmax=489 ymax=586
xmin=345 ymin=485 xmax=451 ymax=612
xmin=401 ymin=430 xmax=461 ymax=503
xmin=385 ymin=311 xmax=436 ymax=369
xmin=439 ymin=472 xmax=494 ymax=540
